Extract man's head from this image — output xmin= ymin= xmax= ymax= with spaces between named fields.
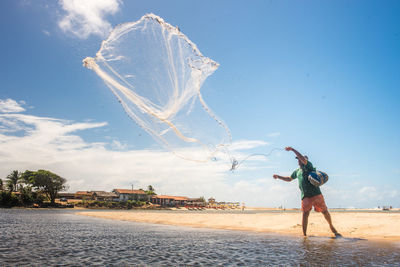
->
xmin=296 ymin=155 xmax=308 ymax=166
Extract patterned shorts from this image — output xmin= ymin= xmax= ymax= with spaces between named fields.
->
xmin=301 ymin=194 xmax=327 ymax=212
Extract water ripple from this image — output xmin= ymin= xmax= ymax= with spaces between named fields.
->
xmin=0 ymin=209 xmax=399 ymax=266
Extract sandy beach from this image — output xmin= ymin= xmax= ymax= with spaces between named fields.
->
xmin=77 ymin=210 xmax=400 ymax=243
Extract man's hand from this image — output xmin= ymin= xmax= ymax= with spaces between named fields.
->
xmin=273 ymin=174 xmax=293 ymax=182
xmin=286 ymin=146 xmax=307 ymax=165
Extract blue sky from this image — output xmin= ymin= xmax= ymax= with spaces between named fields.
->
xmin=0 ymin=0 xmax=399 ymax=208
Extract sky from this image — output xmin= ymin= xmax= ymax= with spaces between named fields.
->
xmin=0 ymin=0 xmax=399 ymax=208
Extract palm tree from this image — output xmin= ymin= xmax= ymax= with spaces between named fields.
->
xmin=146 ymin=185 xmax=155 ymax=196
xmin=6 ymin=170 xmax=20 ymax=192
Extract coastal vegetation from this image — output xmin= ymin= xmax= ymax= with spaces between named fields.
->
xmin=0 ymin=170 xmax=159 ymax=209
xmin=1 ymin=170 xmax=221 ymax=210
xmin=0 ymin=169 xmax=67 ymax=208
xmin=74 ymin=200 xmax=149 ymax=209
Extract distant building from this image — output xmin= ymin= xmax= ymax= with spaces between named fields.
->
xmin=151 ymin=195 xmax=189 ymax=207
xmin=113 ymin=189 xmax=148 ymax=202
xmin=186 ymin=198 xmax=206 ymax=208
xmin=91 ymin=191 xmax=118 ymax=201
xmin=57 ymin=192 xmax=75 ymax=200
xmin=74 ymin=191 xmax=92 ymax=200
xmin=188 ymin=197 xmax=205 ymax=203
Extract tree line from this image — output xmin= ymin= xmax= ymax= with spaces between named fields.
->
xmin=0 ymin=170 xmax=67 ymax=208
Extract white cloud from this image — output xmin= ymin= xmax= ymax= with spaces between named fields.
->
xmin=388 ymin=190 xmax=398 ymax=198
xmin=359 ymin=186 xmax=376 ymax=195
xmin=0 ymin=104 xmax=224 ymax=197
xmin=230 ymin=140 xmax=269 ymax=151
xmin=267 ymin=132 xmax=280 ymax=137
xmin=0 ymin=99 xmax=25 ymax=113
xmin=2 ymin=99 xmax=397 ymax=208
xmin=58 ymin=0 xmax=121 ymax=39
xmin=111 ymin=140 xmax=127 ymax=150
xmin=218 ymin=178 xmax=299 ymax=208
xmin=357 ymin=186 xmax=382 ymax=202
xmin=0 ymin=99 xmax=296 ymax=206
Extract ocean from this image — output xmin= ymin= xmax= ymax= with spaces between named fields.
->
xmin=1 ymin=209 xmax=399 ymax=266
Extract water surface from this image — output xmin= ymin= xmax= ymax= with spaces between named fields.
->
xmin=1 ymin=209 xmax=399 ymax=266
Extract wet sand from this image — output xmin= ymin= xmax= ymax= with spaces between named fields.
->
xmin=77 ymin=210 xmax=400 ymax=243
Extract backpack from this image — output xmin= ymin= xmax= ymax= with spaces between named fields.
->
xmin=308 ymin=170 xmax=329 ymax=186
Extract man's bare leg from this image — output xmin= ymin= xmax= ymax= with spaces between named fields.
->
xmin=322 ymin=210 xmax=341 ymax=236
xmin=302 ymin=210 xmax=310 ymax=236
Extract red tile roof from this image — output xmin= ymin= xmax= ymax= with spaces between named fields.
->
xmin=113 ymin=189 xmax=146 ymax=194
xmin=75 ymin=191 xmax=91 ymax=195
xmin=91 ymin=191 xmax=118 ymax=197
xmin=152 ymin=195 xmax=189 ymax=201
xmin=58 ymin=192 xmax=75 ymax=197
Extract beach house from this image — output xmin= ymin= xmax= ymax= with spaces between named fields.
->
xmin=57 ymin=192 xmax=75 ymax=200
xmin=151 ymin=195 xmax=189 ymax=207
xmin=185 ymin=198 xmax=206 ymax=209
xmin=74 ymin=191 xmax=92 ymax=200
xmin=91 ymin=191 xmax=118 ymax=201
xmin=112 ymin=189 xmax=148 ymax=202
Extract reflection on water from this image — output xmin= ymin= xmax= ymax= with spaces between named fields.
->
xmin=1 ymin=209 xmax=399 ymax=266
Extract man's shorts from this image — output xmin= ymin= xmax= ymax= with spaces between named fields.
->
xmin=301 ymin=194 xmax=327 ymax=212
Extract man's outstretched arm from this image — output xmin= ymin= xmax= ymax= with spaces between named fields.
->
xmin=273 ymin=174 xmax=293 ymax=182
xmin=285 ymin=146 xmax=308 ymax=165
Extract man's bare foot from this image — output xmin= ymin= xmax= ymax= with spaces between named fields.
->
xmin=334 ymin=232 xmax=342 ymax=238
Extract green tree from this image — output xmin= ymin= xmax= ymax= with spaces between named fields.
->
xmin=0 ymin=179 xmax=3 ymax=191
xmin=6 ymin=170 xmax=20 ymax=192
xmin=19 ymin=186 xmax=44 ymax=206
xmin=19 ymin=186 xmax=34 ymax=206
xmin=146 ymin=185 xmax=155 ymax=195
xmin=21 ymin=170 xmax=67 ymax=206
xmin=20 ymin=170 xmax=35 ymax=184
xmin=0 ymin=191 xmax=20 ymax=207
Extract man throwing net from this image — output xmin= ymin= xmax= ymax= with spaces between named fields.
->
xmin=273 ymin=147 xmax=340 ymax=237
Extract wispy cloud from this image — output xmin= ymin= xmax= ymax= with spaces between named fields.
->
xmin=356 ymin=186 xmax=397 ymax=204
xmin=58 ymin=0 xmax=121 ymax=39
xmin=0 ymin=100 xmax=225 ymax=197
xmin=2 ymin=99 xmax=396 ymax=208
xmin=358 ymin=186 xmax=377 ymax=197
xmin=230 ymin=140 xmax=269 ymax=151
xmin=0 ymin=99 xmax=292 ymax=206
xmin=111 ymin=140 xmax=127 ymax=150
xmin=267 ymin=132 xmax=280 ymax=138
xmin=388 ymin=190 xmax=398 ymax=198
xmin=0 ymin=99 xmax=25 ymax=113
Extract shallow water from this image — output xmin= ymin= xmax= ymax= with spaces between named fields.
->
xmin=1 ymin=209 xmax=399 ymax=266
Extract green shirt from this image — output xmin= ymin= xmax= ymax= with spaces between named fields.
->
xmin=291 ymin=161 xmax=321 ymax=200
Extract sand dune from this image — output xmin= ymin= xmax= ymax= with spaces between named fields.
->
xmin=77 ymin=211 xmax=400 ymax=243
